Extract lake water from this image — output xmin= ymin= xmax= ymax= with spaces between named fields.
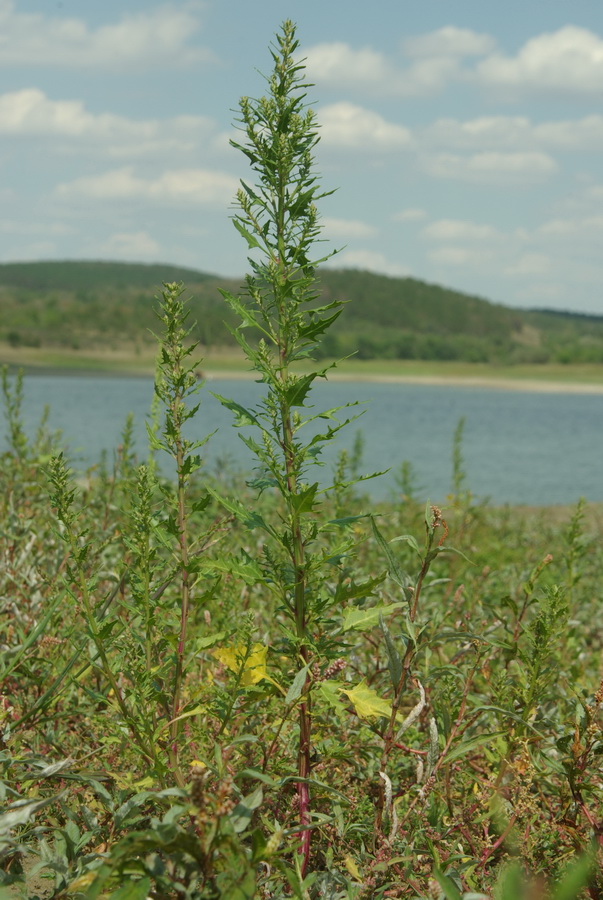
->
xmin=2 ymin=373 xmax=602 ymax=506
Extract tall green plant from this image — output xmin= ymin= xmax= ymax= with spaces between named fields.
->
xmin=212 ymin=20 xmax=360 ymax=873
xmin=148 ymin=281 xmax=212 ymax=785
xmin=1 ymin=367 xmax=28 ymax=464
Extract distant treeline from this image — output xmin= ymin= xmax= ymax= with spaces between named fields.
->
xmin=1 ymin=259 xmax=603 ymax=365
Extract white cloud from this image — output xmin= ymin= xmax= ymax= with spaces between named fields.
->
xmin=428 ymin=246 xmax=494 ymax=266
xmin=477 ymin=26 xmax=603 ymax=95
xmin=304 ymin=42 xmax=394 ymax=90
xmin=0 ymin=88 xmax=152 ymax=139
xmin=319 ymin=102 xmax=412 ymax=151
xmin=100 ymin=231 xmax=162 ymax=260
xmin=505 ymin=253 xmax=552 ymax=276
xmin=0 ymin=0 xmax=210 ymax=68
xmin=426 ymin=114 xmax=603 ymax=151
xmin=533 ymin=116 xmax=603 ymax=149
xmin=0 ymin=88 xmax=220 ymax=157
xmin=424 ymin=151 xmax=557 ymax=183
xmin=557 ymin=182 xmax=603 ymax=216
xmin=305 ymin=38 xmax=463 ymax=95
xmin=393 ymin=208 xmax=428 ymax=222
xmin=332 ymin=249 xmax=410 ymax=278
xmin=404 ymin=26 xmax=495 ymax=58
xmin=427 ymin=115 xmax=532 ymax=149
xmin=321 ymin=217 xmax=377 ymax=239
xmin=304 ymin=26 xmax=603 ymax=102
xmin=404 ymin=57 xmax=464 ymax=93
xmin=421 ymin=219 xmax=500 ymax=241
xmin=56 ymin=166 xmax=238 ymax=206
xmin=537 ymin=215 xmax=603 ymax=240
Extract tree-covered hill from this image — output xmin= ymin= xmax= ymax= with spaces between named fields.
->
xmin=0 ymin=260 xmax=215 ymax=291
xmin=1 ymin=259 xmax=602 ymax=365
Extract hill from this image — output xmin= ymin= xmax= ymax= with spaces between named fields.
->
xmin=1 ymin=259 xmax=602 ymax=366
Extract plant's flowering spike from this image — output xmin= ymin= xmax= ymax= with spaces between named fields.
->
xmin=396 ymin=679 xmax=426 ymax=738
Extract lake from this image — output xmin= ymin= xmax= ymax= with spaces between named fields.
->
xmin=2 ymin=373 xmax=602 ymax=506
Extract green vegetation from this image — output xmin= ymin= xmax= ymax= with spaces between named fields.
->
xmin=2 ymin=262 xmax=603 ymax=372
xmin=1 ymin=22 xmax=601 ymax=900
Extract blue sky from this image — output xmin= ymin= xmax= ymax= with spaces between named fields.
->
xmin=2 ymin=0 xmax=603 ymax=314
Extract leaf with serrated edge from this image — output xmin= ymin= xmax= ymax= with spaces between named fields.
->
xmin=340 ymin=681 xmax=393 ymax=720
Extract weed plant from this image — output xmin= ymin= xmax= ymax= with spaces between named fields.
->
xmin=0 ymin=21 xmax=602 ymax=900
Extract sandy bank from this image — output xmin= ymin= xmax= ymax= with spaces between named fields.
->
xmin=204 ymin=368 xmax=603 ymax=395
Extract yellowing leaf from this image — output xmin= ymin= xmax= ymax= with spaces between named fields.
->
xmin=344 ymin=855 xmax=362 ymax=881
xmin=340 ymin=680 xmax=394 ymax=720
xmin=68 ymin=872 xmax=97 ymax=892
xmin=213 ymin=643 xmax=270 ymax=686
xmin=132 ymin=775 xmax=154 ymax=789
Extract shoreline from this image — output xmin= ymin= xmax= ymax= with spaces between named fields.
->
xmin=204 ymin=368 xmax=603 ymax=395
xmin=6 ymin=363 xmax=603 ymax=395
xmin=3 ymin=349 xmax=603 ymax=395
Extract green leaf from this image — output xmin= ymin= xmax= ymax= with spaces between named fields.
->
xmin=206 ymin=487 xmax=276 ymax=536
xmin=390 ymin=533 xmax=421 ymax=557
xmin=282 ymin=373 xmax=317 ymax=408
xmin=380 ymin=615 xmax=403 ymax=689
xmin=215 ymin=863 xmax=257 ymax=900
xmin=334 ymin=573 xmax=385 ymax=604
xmin=212 ymin=392 xmax=260 ymax=427
xmin=232 ymin=217 xmax=262 ymax=249
xmin=218 ymin=289 xmax=262 ymax=332
xmin=552 ymin=855 xmax=593 ymax=900
xmin=108 ymin=877 xmax=152 ymax=900
xmin=315 ymin=680 xmax=347 ymax=717
xmin=0 ymin=794 xmax=64 ymax=837
xmin=114 ymin=791 xmax=156 ymax=829
xmin=192 ymin=494 xmax=211 ymax=514
xmin=229 ymin=786 xmax=263 ymax=834
xmin=435 ymin=544 xmax=475 ymax=566
xmin=210 ymin=554 xmax=265 ymax=585
xmin=196 ymin=631 xmax=226 ymax=649
xmin=32 ymin=757 xmax=74 ymax=779
xmin=342 ymin=602 xmax=404 ymax=632
xmin=290 ymin=483 xmax=318 ymax=515
xmin=425 ymin=499 xmax=434 ymax=533
xmin=370 ymin=517 xmax=410 ymax=591
xmin=432 ymin=868 xmax=463 ymax=900
xmin=297 ymin=307 xmax=343 ymax=343
xmin=285 ymin=664 xmax=310 ymax=705
xmin=475 ymin=705 xmax=544 ymax=735
xmin=325 ymin=514 xmax=369 ymax=528
xmin=444 ymin=732 xmax=506 ymax=765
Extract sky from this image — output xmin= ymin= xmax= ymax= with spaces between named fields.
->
xmin=2 ymin=1 xmax=603 ymax=315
